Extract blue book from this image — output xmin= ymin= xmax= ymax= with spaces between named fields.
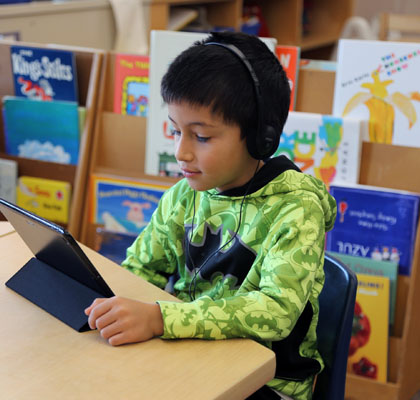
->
xmin=3 ymin=96 xmax=80 ymax=165
xmin=10 ymin=45 xmax=78 ymax=102
xmin=91 ymin=175 xmax=170 ymax=235
xmin=95 ymin=228 xmax=137 ymax=265
xmin=326 ymin=183 xmax=420 ymax=276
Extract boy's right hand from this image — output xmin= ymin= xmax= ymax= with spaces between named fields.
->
xmin=84 ymin=296 xmax=164 ymax=346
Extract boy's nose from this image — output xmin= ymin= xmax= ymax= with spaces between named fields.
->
xmin=175 ymin=135 xmax=194 ymax=162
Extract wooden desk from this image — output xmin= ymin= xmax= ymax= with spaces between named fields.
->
xmin=0 ymin=221 xmax=14 ymax=237
xmin=0 ymin=229 xmax=275 ymax=399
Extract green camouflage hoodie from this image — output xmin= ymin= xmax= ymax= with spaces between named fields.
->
xmin=122 ymin=156 xmax=337 ymax=400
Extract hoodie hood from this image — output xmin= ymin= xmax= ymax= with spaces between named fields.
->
xmin=207 ymin=156 xmax=337 ymax=233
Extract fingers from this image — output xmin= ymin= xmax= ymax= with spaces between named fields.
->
xmin=84 ymin=297 xmax=107 ymax=316
xmin=86 ymin=298 xmax=113 ymax=330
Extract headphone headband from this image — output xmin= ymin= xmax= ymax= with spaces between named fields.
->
xmin=204 ymin=41 xmax=278 ymax=159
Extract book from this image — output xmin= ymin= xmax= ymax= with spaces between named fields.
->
xmin=326 ymin=183 xmax=420 ymax=276
xmin=10 ymin=45 xmax=78 ymax=102
xmin=0 ymin=158 xmax=18 ymax=204
xmin=145 ymin=30 xmax=277 ymax=176
xmin=299 ymin=59 xmax=337 ymax=72
xmin=347 ymin=273 xmax=390 ymax=383
xmin=94 ymin=227 xmax=137 ymax=265
xmin=274 ymin=111 xmax=364 ymax=187
xmin=113 ymin=53 xmax=149 ymax=117
xmin=16 ymin=176 xmax=71 ymax=224
xmin=89 ymin=175 xmax=171 ymax=235
xmin=2 ymin=96 xmax=80 ymax=165
xmin=275 ymin=45 xmax=300 ymax=110
xmin=327 ymin=251 xmax=398 ymax=327
xmin=333 ymin=39 xmax=420 ymax=147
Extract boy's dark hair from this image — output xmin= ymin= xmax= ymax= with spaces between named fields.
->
xmin=161 ymin=31 xmax=291 ymax=149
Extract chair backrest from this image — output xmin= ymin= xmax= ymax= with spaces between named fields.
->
xmin=313 ymin=253 xmax=358 ymax=400
xmin=379 ymin=13 xmax=420 ymax=42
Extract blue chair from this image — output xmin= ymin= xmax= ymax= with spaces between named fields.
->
xmin=313 ymin=253 xmax=358 ymax=400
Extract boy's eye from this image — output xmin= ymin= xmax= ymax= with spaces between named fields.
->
xmin=196 ymin=135 xmax=210 ymax=143
xmin=170 ymin=128 xmax=181 ymax=137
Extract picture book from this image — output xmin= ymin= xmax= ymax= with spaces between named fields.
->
xmin=327 ymin=251 xmax=398 ymax=327
xmin=145 ymin=30 xmax=277 ymax=176
xmin=275 ymin=45 xmax=300 ymax=110
xmin=10 ymin=45 xmax=78 ymax=102
xmin=113 ymin=53 xmax=149 ymax=117
xmin=0 ymin=158 xmax=18 ymax=204
xmin=94 ymin=227 xmax=137 ymax=265
xmin=326 ymin=183 xmax=420 ymax=276
xmin=90 ymin=175 xmax=171 ymax=235
xmin=16 ymin=176 xmax=71 ymax=224
xmin=2 ymin=96 xmax=80 ymax=165
xmin=274 ymin=111 xmax=364 ymax=187
xmin=348 ymin=273 xmax=390 ymax=383
xmin=333 ymin=39 xmax=420 ymax=147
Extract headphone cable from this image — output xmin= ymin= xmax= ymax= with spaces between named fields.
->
xmin=188 ymin=160 xmax=261 ymax=301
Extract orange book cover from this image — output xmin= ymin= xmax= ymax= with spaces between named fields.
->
xmin=275 ymin=45 xmax=300 ymax=110
xmin=347 ymin=273 xmax=390 ymax=382
xmin=113 ymin=53 xmax=149 ymax=116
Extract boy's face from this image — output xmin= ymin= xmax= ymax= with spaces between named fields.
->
xmin=168 ymin=101 xmax=259 ymax=192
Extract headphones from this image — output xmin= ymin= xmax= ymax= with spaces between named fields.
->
xmin=205 ymin=42 xmax=279 ymax=160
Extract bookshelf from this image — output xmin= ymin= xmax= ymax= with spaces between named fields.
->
xmin=0 ymin=40 xmax=104 ymax=240
xmin=78 ymin=52 xmax=178 ymax=248
xmin=0 ymin=0 xmax=352 ymax=55
xmin=295 ymin=68 xmax=420 ymax=400
xmin=148 ymin=0 xmax=242 ymax=32
xmin=249 ymin=0 xmax=354 ymax=54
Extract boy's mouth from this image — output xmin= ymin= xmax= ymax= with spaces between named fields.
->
xmin=180 ymin=168 xmax=201 ymax=178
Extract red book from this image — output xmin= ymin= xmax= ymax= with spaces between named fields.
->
xmin=113 ymin=53 xmax=149 ymax=116
xmin=275 ymin=45 xmax=300 ymax=111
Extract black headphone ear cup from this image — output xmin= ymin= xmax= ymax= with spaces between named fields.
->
xmin=247 ymin=124 xmax=279 ymax=160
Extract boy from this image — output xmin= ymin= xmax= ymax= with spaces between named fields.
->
xmin=85 ymin=31 xmax=337 ymax=400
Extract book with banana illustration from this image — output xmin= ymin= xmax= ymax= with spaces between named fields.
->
xmin=333 ymin=39 xmax=420 ymax=147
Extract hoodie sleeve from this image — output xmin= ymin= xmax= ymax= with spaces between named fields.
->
xmin=121 ymin=189 xmax=181 ymax=290
xmin=157 ymin=192 xmax=328 ymax=341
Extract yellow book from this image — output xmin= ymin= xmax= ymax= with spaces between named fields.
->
xmin=347 ymin=273 xmax=390 ymax=383
xmin=16 ymin=176 xmax=71 ymax=224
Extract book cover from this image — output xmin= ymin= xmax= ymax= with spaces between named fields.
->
xmin=10 ymin=45 xmax=78 ymax=102
xmin=333 ymin=39 xmax=420 ymax=147
xmin=0 ymin=158 xmax=18 ymax=204
xmin=90 ymin=175 xmax=171 ymax=235
xmin=113 ymin=53 xmax=149 ymax=116
xmin=326 ymin=183 xmax=420 ymax=276
xmin=145 ymin=30 xmax=277 ymax=176
xmin=348 ymin=273 xmax=390 ymax=383
xmin=327 ymin=251 xmax=398 ymax=327
xmin=275 ymin=45 xmax=300 ymax=110
xmin=2 ymin=96 xmax=80 ymax=165
xmin=16 ymin=176 xmax=71 ymax=224
xmin=274 ymin=111 xmax=364 ymax=187
xmin=94 ymin=227 xmax=137 ymax=265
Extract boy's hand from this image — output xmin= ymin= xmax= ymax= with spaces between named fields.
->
xmin=84 ymin=297 xmax=164 ymax=346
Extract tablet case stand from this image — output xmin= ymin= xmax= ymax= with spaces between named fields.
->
xmin=6 ymin=257 xmax=103 ymax=332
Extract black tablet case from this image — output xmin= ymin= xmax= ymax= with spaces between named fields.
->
xmin=1 ymin=199 xmax=114 ymax=332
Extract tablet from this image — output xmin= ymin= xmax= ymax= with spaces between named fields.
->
xmin=0 ymin=198 xmax=114 ymax=297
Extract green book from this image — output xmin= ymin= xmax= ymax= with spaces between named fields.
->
xmin=327 ymin=251 xmax=398 ymax=327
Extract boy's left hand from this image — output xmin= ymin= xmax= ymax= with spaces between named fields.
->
xmin=84 ymin=297 xmax=164 ymax=346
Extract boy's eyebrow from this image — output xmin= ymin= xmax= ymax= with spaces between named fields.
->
xmin=168 ymin=115 xmax=216 ymax=128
